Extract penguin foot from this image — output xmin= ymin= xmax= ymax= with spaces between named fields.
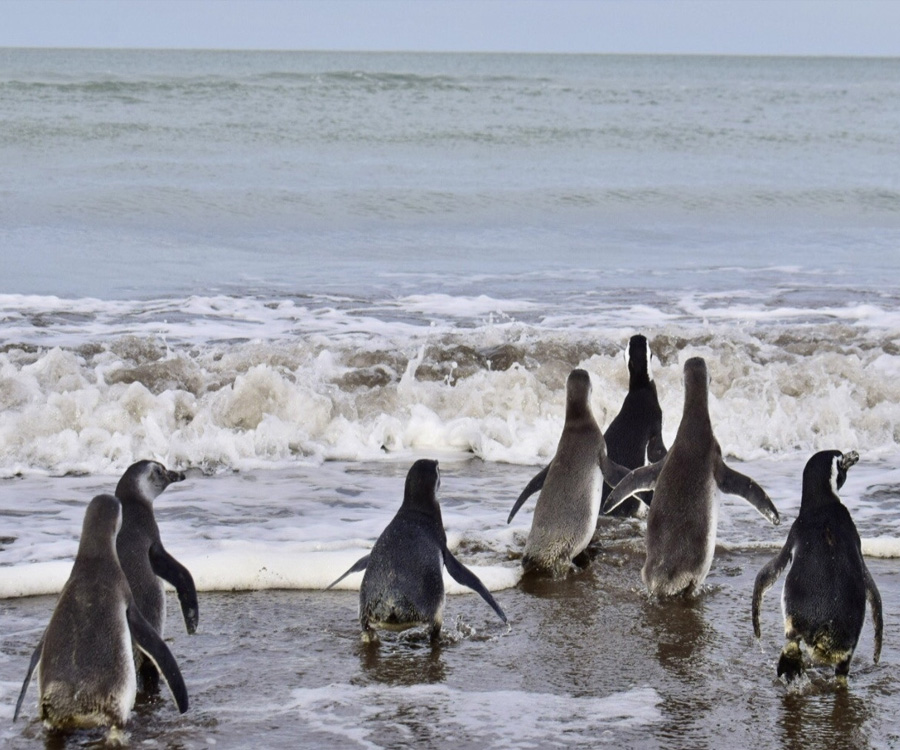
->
xmin=572 ymin=550 xmax=592 ymax=569
xmin=136 ymin=661 xmax=161 ymax=694
xmin=360 ymin=627 xmax=380 ymax=645
xmin=834 ymin=656 xmax=852 ymax=682
xmin=777 ymin=643 xmax=804 ymax=682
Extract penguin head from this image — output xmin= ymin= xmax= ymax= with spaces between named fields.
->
xmin=681 ymin=356 xmax=709 ymax=398
xmin=683 ymin=356 xmax=708 ymax=385
xmin=801 ymin=450 xmax=859 ymax=507
xmin=625 ymin=334 xmax=653 ymax=385
xmin=402 ymin=458 xmax=442 ymax=516
xmin=116 ymin=460 xmax=186 ymax=505
xmin=78 ymin=494 xmax=122 ymax=557
xmin=565 ymin=369 xmax=592 ymax=416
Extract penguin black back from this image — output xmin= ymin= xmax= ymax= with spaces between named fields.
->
xmin=602 ymin=335 xmax=667 ymax=514
xmin=328 ymin=458 xmax=506 ymax=642
xmin=752 ymin=450 xmax=882 ymax=681
xmin=785 ymin=451 xmax=868 ymax=666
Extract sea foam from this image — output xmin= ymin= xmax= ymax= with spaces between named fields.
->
xmin=0 ymin=545 xmax=522 ymax=599
xmin=1 ymin=311 xmax=898 ymax=476
xmin=1 ymin=291 xmax=898 ymax=601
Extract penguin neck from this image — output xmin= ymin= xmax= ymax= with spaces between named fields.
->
xmin=628 ymin=369 xmax=652 ymax=390
xmin=118 ymin=492 xmax=158 ymax=532
xmin=676 ymin=387 xmax=712 ymax=440
xmin=401 ymin=494 xmax=443 ymax=524
xmin=800 ymin=484 xmax=841 ymax=513
xmin=565 ymin=400 xmax=596 ymax=427
xmin=75 ymin=530 xmax=117 ymax=564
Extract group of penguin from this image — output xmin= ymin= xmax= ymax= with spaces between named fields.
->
xmin=328 ymin=335 xmax=882 ymax=679
xmin=14 ymin=462 xmax=196 ymax=732
xmin=11 ymin=334 xmax=884 ymax=735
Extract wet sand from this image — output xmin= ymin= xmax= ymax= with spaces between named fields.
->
xmin=2 ymin=545 xmax=897 ymax=749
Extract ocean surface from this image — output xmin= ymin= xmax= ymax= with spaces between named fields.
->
xmin=1 ymin=49 xmax=899 ymax=748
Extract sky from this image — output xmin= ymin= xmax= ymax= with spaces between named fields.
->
xmin=2 ymin=0 xmax=900 ymax=57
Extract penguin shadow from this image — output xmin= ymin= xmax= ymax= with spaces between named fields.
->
xmin=778 ymin=687 xmax=872 ymax=750
xmin=641 ymin=593 xmax=714 ymax=683
xmin=354 ymin=637 xmax=448 ymax=686
xmin=640 ymin=594 xmax=719 ymax=743
xmin=517 ymin=544 xmax=604 ymax=599
xmin=518 ymin=569 xmax=586 ymax=598
xmin=30 ymin=726 xmax=129 ymax=750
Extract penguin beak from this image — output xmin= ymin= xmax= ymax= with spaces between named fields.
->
xmin=167 ymin=470 xmax=186 ymax=484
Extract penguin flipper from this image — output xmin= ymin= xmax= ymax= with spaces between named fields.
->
xmin=716 ymin=463 xmax=780 ymax=525
xmin=598 ymin=451 xmax=632 ymax=489
xmin=751 ymin=541 xmax=792 ymax=639
xmin=13 ymin=636 xmax=43 ymax=722
xmin=507 ymin=464 xmax=550 ymax=524
xmin=443 ymin=549 xmax=508 ymax=624
xmin=601 ymin=460 xmax=662 ymax=514
xmin=325 ymin=554 xmax=370 ymax=590
xmin=127 ymin=604 xmax=189 ymax=714
xmin=863 ymin=564 xmax=883 ymax=663
xmin=149 ymin=540 xmax=199 ymax=634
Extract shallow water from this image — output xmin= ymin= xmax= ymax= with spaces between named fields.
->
xmin=1 ymin=458 xmax=898 ymax=748
xmin=2 ymin=549 xmax=896 ymax=749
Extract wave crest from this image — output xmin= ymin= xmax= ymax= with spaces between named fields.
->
xmin=1 ymin=319 xmax=897 ymax=475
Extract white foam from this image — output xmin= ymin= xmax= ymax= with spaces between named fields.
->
xmin=2 ymin=324 xmax=899 ymax=476
xmin=862 ymin=538 xmax=900 ymax=558
xmin=395 ymin=293 xmax=541 ymax=317
xmin=0 ymin=544 xmax=521 ymax=599
xmin=285 ymin=683 xmax=662 ymax=747
xmin=3 ymin=454 xmax=897 ymax=600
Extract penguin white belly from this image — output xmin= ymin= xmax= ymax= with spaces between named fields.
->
xmin=574 ymin=467 xmax=603 ymax=554
xmin=697 ymin=487 xmax=719 ymax=583
xmin=156 ymin=576 xmax=167 ymax=636
xmin=113 ymin=601 xmax=138 ymax=724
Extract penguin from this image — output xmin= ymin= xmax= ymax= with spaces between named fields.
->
xmin=507 ymin=369 xmax=630 ymax=578
xmin=752 ymin=450 xmax=883 ymax=681
xmin=602 ymin=357 xmax=780 ymax=595
xmin=13 ymin=494 xmax=188 ymax=730
xmin=115 ymin=460 xmax=197 ymax=689
xmin=326 ymin=459 xmax=507 ymax=642
xmin=602 ymin=334 xmax=667 ymax=517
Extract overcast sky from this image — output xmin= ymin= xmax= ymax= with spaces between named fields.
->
xmin=3 ymin=0 xmax=899 ymax=57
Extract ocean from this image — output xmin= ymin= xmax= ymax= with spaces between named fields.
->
xmin=1 ymin=48 xmax=899 ymax=748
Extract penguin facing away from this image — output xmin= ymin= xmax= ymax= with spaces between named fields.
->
xmin=115 ymin=460 xmax=198 ymax=689
xmin=752 ymin=450 xmax=883 ymax=681
xmin=327 ymin=459 xmax=507 ymax=642
xmin=14 ymin=494 xmax=189 ymax=730
xmin=602 ymin=334 xmax=667 ymax=517
xmin=602 ymin=357 xmax=780 ymax=596
xmin=507 ymin=369 xmax=630 ymax=577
